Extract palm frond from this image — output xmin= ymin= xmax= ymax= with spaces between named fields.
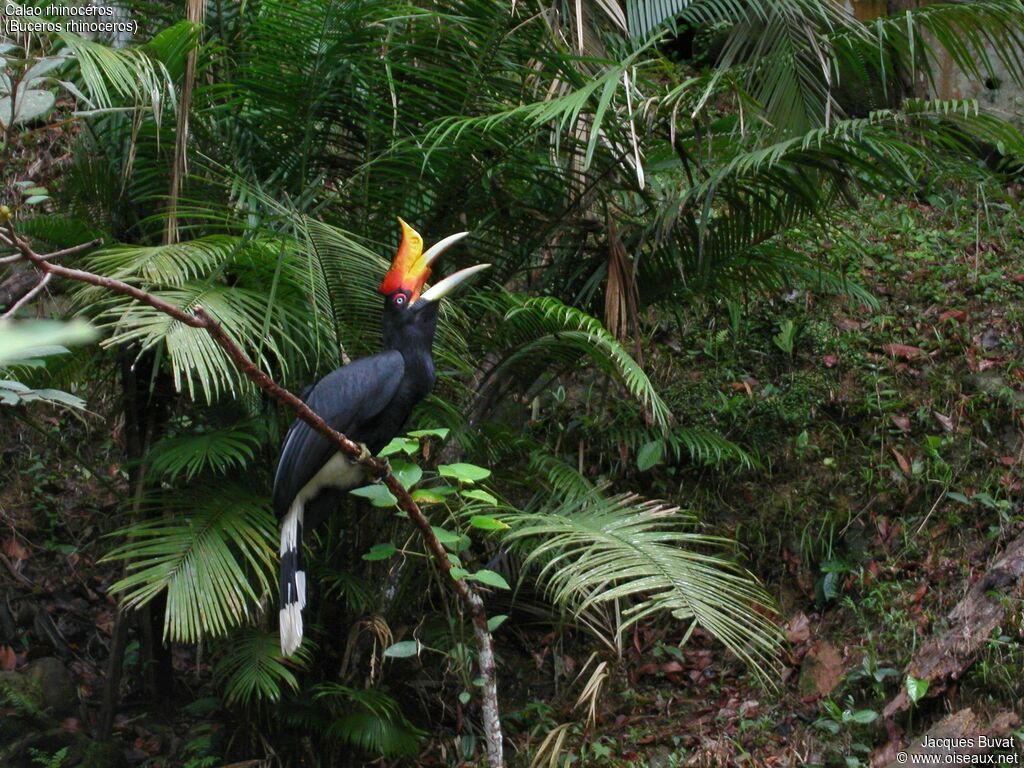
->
xmin=147 ymin=422 xmax=262 ymax=481
xmin=85 ymin=236 xmax=245 ymax=286
xmin=214 ymin=627 xmax=311 ymax=706
xmin=470 ymin=293 xmax=672 ymax=431
xmin=76 ymin=236 xmax=313 ymax=401
xmin=56 ymin=23 xmax=188 ymax=116
xmin=105 ymin=483 xmax=276 ymax=643
xmin=499 ymin=490 xmax=781 ymax=679
xmin=528 ymin=449 xmax=596 ymax=499
xmin=313 ymin=684 xmax=425 ymax=758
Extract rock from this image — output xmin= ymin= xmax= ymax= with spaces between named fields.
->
xmin=23 ymin=657 xmax=77 ymax=717
xmin=785 ymin=612 xmax=811 ymax=644
xmin=980 ymin=327 xmax=1001 ymax=350
xmin=798 ymin=640 xmax=844 ymax=699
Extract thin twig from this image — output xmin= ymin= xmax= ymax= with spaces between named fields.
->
xmin=2 ymin=221 xmax=505 ymax=767
xmin=0 ymin=552 xmax=32 ymax=587
xmin=2 ymin=271 xmax=50 ymax=318
xmin=37 ymin=237 xmax=104 ymax=261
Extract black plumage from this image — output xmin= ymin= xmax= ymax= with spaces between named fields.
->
xmin=273 ymin=220 xmax=486 ymax=655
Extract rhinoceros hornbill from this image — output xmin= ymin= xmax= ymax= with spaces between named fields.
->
xmin=273 ymin=219 xmax=489 ymax=656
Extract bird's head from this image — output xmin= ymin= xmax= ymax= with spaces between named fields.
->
xmin=378 ymin=219 xmax=489 ymax=347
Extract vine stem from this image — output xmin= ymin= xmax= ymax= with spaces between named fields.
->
xmin=3 ymin=221 xmax=505 ymax=768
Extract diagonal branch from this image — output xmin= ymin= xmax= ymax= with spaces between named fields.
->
xmin=2 ymin=219 xmax=505 ymax=768
xmin=2 ymin=272 xmax=51 ymax=319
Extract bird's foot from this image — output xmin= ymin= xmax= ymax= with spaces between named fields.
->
xmin=354 ymin=442 xmax=390 ymax=479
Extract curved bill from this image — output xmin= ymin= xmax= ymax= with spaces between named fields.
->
xmin=422 ymin=231 xmax=470 ymax=267
xmin=420 ymin=263 xmax=491 ymax=303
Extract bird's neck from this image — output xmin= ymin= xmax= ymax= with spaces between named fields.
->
xmin=387 ymin=337 xmax=436 ymax=392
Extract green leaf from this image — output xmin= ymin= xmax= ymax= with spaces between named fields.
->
xmin=461 ymin=489 xmax=498 ymax=506
xmin=849 ymin=709 xmax=878 ymax=724
xmin=313 ymin=683 xmax=425 ymax=757
xmin=408 ymin=428 xmax=450 ymax=439
xmin=431 ymin=526 xmax=461 ymax=546
xmin=390 ymin=460 xmax=423 ymax=490
xmin=468 ymin=569 xmax=510 ymax=590
xmin=383 ymin=640 xmax=420 ymax=659
xmin=215 ymin=627 xmax=309 ymax=705
xmin=410 ymin=489 xmax=447 ymax=505
xmin=24 ymin=195 xmax=49 ymax=205
xmin=363 ymin=543 xmax=397 ymax=561
xmin=637 ymin=440 xmax=664 ymax=471
xmin=486 ymin=614 xmax=508 ymax=632
xmin=350 ymin=484 xmax=397 ymax=508
xmin=0 ymin=89 xmax=56 ymax=126
xmin=27 ymin=388 xmax=87 ymax=408
xmin=501 ymin=490 xmax=781 ymax=681
xmin=149 ymin=424 xmax=261 ymax=481
xmin=379 ymin=437 xmax=420 ymax=457
xmin=469 ymin=515 xmax=510 ymax=531
xmin=438 ymin=463 xmax=492 ymax=484
xmin=458 ymin=691 xmax=471 ymax=705
xmin=906 ymin=675 xmax=929 ymax=704
xmin=0 ymin=320 xmax=96 ymax=365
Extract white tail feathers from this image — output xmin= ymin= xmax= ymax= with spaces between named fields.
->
xmin=280 ymin=602 xmax=304 ymax=656
xmin=279 ymin=502 xmax=306 ymax=656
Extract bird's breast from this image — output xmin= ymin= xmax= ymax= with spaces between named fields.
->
xmin=295 ymin=452 xmax=367 ymax=507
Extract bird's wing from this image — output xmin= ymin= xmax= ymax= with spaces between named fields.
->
xmin=272 ymin=350 xmax=405 ymax=516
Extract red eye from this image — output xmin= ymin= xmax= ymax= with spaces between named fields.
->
xmin=393 ymin=293 xmax=407 ymax=307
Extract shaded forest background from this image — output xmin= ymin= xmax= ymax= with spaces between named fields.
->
xmin=1 ymin=0 xmax=1024 ymax=766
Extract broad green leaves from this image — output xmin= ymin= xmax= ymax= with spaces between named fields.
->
xmin=0 ymin=320 xmax=96 ymax=365
xmin=906 ymin=675 xmax=929 ymax=705
xmin=383 ymin=640 xmax=419 ymax=658
xmin=0 ymin=320 xmax=97 ymax=410
xmin=636 ymin=440 xmax=663 ymax=472
xmin=362 ymin=542 xmax=397 ymax=561
xmin=438 ymin=463 xmax=491 ymax=484
xmin=350 ymin=484 xmax=398 ymax=508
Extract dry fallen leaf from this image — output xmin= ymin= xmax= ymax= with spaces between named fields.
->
xmin=883 ymin=343 xmax=925 ymax=361
xmin=892 ymin=448 xmax=912 ymax=477
xmin=910 ymin=582 xmax=928 ymax=605
xmin=938 ymin=309 xmax=967 ymax=323
xmin=891 ymin=414 xmax=911 ymax=433
xmin=2 ymin=538 xmax=29 ymax=562
xmin=0 ymin=646 xmax=16 ymax=672
xmin=836 ymin=317 xmax=868 ymax=332
xmin=933 ymin=412 xmax=955 ymax=433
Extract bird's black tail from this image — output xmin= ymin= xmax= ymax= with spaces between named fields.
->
xmin=279 ymin=502 xmax=305 ymax=656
